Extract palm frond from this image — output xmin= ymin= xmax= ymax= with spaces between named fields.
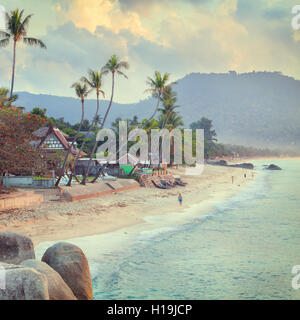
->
xmin=21 ymin=14 xmax=33 ymax=31
xmin=0 ymin=31 xmax=11 ymax=38
xmin=99 ymin=89 xmax=105 ymax=98
xmin=116 ymin=70 xmax=128 ymax=79
xmin=0 ymin=37 xmax=10 ymax=47
xmin=80 ymin=76 xmax=93 ymax=88
xmin=23 ymin=37 xmax=46 ymax=48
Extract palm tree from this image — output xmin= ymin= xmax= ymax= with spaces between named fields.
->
xmin=0 ymin=9 xmax=46 ymax=99
xmin=142 ymin=71 xmax=175 ymax=129
xmin=55 ymin=81 xmax=90 ymax=186
xmin=158 ymin=86 xmax=180 ymax=129
xmin=66 ymin=70 xmax=105 ymax=186
xmin=82 ymin=54 xmax=129 ymax=185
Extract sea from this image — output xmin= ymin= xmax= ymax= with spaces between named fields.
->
xmin=36 ymin=159 xmax=300 ymax=300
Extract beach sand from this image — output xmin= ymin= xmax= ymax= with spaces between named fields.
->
xmin=0 ymin=164 xmax=257 ymax=245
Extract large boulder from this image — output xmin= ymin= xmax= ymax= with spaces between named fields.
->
xmin=41 ymin=242 xmax=93 ymax=300
xmin=21 ymin=260 xmax=77 ymax=300
xmin=266 ymin=164 xmax=282 ymax=170
xmin=0 ymin=263 xmax=49 ymax=300
xmin=0 ymin=231 xmax=35 ymax=264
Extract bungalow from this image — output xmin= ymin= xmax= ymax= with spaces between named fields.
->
xmin=32 ymin=126 xmax=87 ymax=157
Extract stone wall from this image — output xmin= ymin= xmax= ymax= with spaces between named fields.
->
xmin=0 ymin=191 xmax=43 ymax=211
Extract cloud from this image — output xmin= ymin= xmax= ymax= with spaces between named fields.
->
xmin=54 ymin=0 xmax=153 ymax=40
xmin=1 ymin=0 xmax=300 ymax=104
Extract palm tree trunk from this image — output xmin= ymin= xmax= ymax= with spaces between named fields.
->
xmin=66 ymin=92 xmax=100 ymax=186
xmin=55 ymin=99 xmax=85 ymax=186
xmin=82 ymin=73 xmax=115 ymax=185
xmin=10 ymin=40 xmax=17 ymax=99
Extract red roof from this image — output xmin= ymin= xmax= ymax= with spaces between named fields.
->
xmin=37 ymin=126 xmax=87 ymax=157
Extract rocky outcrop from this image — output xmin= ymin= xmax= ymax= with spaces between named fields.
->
xmin=207 ymin=160 xmax=228 ymax=166
xmin=21 ymin=260 xmax=77 ymax=300
xmin=0 ymin=263 xmax=49 ymax=300
xmin=230 ymin=163 xmax=254 ymax=170
xmin=0 ymin=231 xmax=35 ymax=264
xmin=266 ymin=164 xmax=282 ymax=170
xmin=41 ymin=242 xmax=93 ymax=300
xmin=207 ymin=160 xmax=254 ymax=169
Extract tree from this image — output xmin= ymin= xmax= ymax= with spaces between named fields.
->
xmin=66 ymin=70 xmax=105 ymax=186
xmin=31 ymin=107 xmax=47 ymax=118
xmin=190 ymin=117 xmax=218 ymax=159
xmin=190 ymin=117 xmax=217 ymax=142
xmin=82 ymin=54 xmax=129 ymax=185
xmin=143 ymin=71 xmax=174 ymax=128
xmin=158 ymin=87 xmax=183 ymax=130
xmin=0 ymin=99 xmax=47 ymax=176
xmin=0 ymin=9 xmax=46 ymax=98
xmin=55 ymin=81 xmax=90 ymax=186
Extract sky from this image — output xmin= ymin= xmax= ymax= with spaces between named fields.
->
xmin=0 ymin=0 xmax=300 ymax=103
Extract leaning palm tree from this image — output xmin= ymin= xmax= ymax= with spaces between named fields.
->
xmin=66 ymin=70 xmax=105 ymax=186
xmin=0 ymin=9 xmax=46 ymax=98
xmin=142 ymin=71 xmax=175 ymax=129
xmin=81 ymin=54 xmax=129 ymax=185
xmin=55 ymin=81 xmax=90 ymax=186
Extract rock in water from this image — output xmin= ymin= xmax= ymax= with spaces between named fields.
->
xmin=0 ymin=263 xmax=49 ymax=300
xmin=41 ymin=242 xmax=93 ymax=300
xmin=266 ymin=164 xmax=282 ymax=170
xmin=0 ymin=231 xmax=35 ymax=264
xmin=21 ymin=260 xmax=77 ymax=300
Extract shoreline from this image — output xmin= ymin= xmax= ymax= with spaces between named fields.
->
xmin=0 ymin=163 xmax=260 ymax=246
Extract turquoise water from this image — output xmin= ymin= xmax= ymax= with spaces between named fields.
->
xmin=88 ymin=159 xmax=300 ymax=300
xmin=36 ymin=159 xmax=300 ymax=299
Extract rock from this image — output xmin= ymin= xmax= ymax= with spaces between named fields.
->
xmin=0 ymin=231 xmax=35 ymax=264
xmin=41 ymin=242 xmax=93 ymax=300
xmin=230 ymin=163 xmax=254 ymax=169
xmin=0 ymin=263 xmax=49 ymax=300
xmin=266 ymin=164 xmax=282 ymax=170
xmin=21 ymin=260 xmax=77 ymax=300
xmin=219 ymin=160 xmax=228 ymax=166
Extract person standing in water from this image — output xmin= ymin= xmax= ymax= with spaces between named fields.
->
xmin=178 ymin=193 xmax=183 ymax=206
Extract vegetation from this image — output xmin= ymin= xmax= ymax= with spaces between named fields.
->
xmin=0 ymin=91 xmax=46 ymax=176
xmin=143 ymin=71 xmax=175 ymax=129
xmin=1 ymin=7 xmax=291 ymax=187
xmin=56 ymin=81 xmax=90 ymax=186
xmin=81 ymin=54 xmax=129 ymax=185
xmin=0 ymin=9 xmax=46 ymax=98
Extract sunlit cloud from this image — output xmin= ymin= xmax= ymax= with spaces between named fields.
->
xmin=0 ymin=0 xmax=299 ymax=103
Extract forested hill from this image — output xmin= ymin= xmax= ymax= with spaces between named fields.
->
xmin=16 ymin=71 xmax=300 ymax=152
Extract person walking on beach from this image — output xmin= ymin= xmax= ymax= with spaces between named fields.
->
xmin=178 ymin=193 xmax=183 ymax=206
xmin=232 ymin=176 xmax=234 ymax=184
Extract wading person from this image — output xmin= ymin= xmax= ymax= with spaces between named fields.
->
xmin=178 ymin=193 xmax=183 ymax=206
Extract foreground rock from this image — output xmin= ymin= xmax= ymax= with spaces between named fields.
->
xmin=0 ymin=231 xmax=35 ymax=264
xmin=21 ymin=260 xmax=77 ymax=300
xmin=266 ymin=164 xmax=282 ymax=170
xmin=42 ymin=242 xmax=93 ymax=300
xmin=0 ymin=263 xmax=49 ymax=300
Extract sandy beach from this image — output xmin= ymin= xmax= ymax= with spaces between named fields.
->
xmin=0 ymin=164 xmax=257 ymax=245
